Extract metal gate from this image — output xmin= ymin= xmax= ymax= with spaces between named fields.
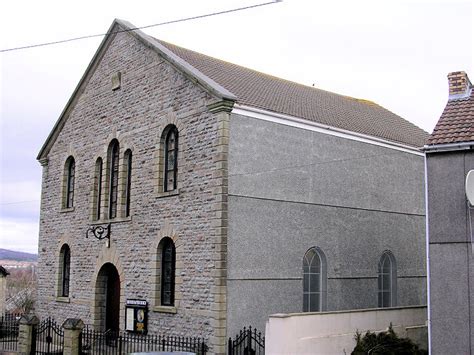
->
xmin=32 ymin=317 xmax=64 ymax=355
xmin=228 ymin=326 xmax=265 ymax=355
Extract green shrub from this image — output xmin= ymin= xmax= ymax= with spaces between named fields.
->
xmin=351 ymin=324 xmax=427 ymax=355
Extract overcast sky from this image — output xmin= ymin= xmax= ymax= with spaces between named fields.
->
xmin=0 ymin=0 xmax=472 ymax=253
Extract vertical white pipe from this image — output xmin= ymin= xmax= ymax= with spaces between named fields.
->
xmin=424 ymin=154 xmax=432 ymax=354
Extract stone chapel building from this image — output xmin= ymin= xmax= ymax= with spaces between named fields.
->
xmin=36 ymin=19 xmax=429 ymax=353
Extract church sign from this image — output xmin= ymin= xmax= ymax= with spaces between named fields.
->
xmin=125 ymin=299 xmax=148 ymax=334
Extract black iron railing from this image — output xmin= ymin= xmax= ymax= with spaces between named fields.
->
xmin=0 ymin=312 xmax=21 ymax=352
xmin=80 ymin=327 xmax=208 ymax=355
xmin=228 ymin=326 xmax=265 ymax=355
xmin=33 ymin=317 xmax=64 ymax=355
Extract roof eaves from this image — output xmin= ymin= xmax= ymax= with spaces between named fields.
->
xmin=115 ymin=19 xmax=237 ymax=102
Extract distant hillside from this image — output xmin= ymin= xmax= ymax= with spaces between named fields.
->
xmin=0 ymin=249 xmax=38 ymax=262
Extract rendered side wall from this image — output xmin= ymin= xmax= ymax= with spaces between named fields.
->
xmin=227 ymin=113 xmax=426 ymax=336
xmin=265 ymin=306 xmax=427 ymax=354
xmin=427 ymin=150 xmax=474 ymax=355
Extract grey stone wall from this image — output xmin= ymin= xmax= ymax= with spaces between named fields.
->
xmin=227 ymin=114 xmax=426 ymax=335
xmin=36 ymin=25 xmax=228 ymax=352
xmin=427 ymin=150 xmax=474 ymax=354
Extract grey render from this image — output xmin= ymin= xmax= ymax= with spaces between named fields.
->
xmin=424 ymin=71 xmax=474 ymax=355
xmin=426 ymin=151 xmax=474 ymax=354
xmin=34 ymin=18 xmax=428 ymax=352
xmin=227 ymin=113 xmax=426 ymax=334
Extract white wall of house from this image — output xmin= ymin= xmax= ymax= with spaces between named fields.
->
xmin=265 ymin=306 xmax=427 ymax=355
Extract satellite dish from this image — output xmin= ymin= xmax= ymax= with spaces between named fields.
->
xmin=466 ymin=170 xmax=474 ymax=205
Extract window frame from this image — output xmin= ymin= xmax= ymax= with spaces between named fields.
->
xmin=160 ymin=238 xmax=176 ymax=307
xmin=163 ymin=127 xmax=178 ymax=192
xmin=60 ymin=244 xmax=71 ymax=297
xmin=303 ymin=247 xmax=327 ymax=312
xmin=377 ymin=251 xmax=397 ymax=308
xmin=108 ymin=140 xmax=120 ymax=219
xmin=124 ymin=150 xmax=132 ymax=217
xmin=94 ymin=157 xmax=103 ymax=220
xmin=65 ymin=157 xmax=75 ymax=209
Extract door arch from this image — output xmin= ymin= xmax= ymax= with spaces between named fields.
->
xmin=94 ymin=263 xmax=121 ymax=331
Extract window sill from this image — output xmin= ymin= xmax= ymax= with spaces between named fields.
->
xmin=152 ymin=306 xmax=177 ymax=314
xmin=90 ymin=216 xmax=132 ymax=225
xmin=56 ymin=296 xmax=70 ymax=303
xmin=60 ymin=207 xmax=75 ymax=213
xmin=157 ymin=189 xmax=180 ymax=199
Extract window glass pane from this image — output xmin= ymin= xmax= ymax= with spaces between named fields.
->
xmin=161 ymin=240 xmax=175 ymax=306
xmin=168 ymin=151 xmax=175 ymax=167
xmin=382 ymin=256 xmax=391 ymax=273
xmin=125 ymin=152 xmax=132 ymax=217
xmin=109 ymin=142 xmax=119 ymax=218
xmin=310 ymin=257 xmax=320 ymax=273
xmin=310 ymin=293 xmax=320 ymax=312
xmin=303 ymin=294 xmax=309 ymax=312
xmin=96 ymin=159 xmax=102 ymax=219
xmin=383 ymin=291 xmax=390 ymax=307
xmin=62 ymin=247 xmax=70 ymax=297
xmin=303 ymin=273 xmax=310 ymax=292
xmin=310 ymin=273 xmax=320 ymax=292
xmin=67 ymin=159 xmax=75 ymax=208
xmin=382 ymin=273 xmax=391 ymax=291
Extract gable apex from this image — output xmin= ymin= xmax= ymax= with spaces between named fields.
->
xmin=37 ymin=19 xmax=236 ymax=161
xmin=114 ymin=19 xmax=236 ymax=102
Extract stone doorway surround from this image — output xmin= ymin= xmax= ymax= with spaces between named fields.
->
xmin=91 ymin=244 xmax=124 ymax=331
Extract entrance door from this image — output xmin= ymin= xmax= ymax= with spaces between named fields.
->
xmin=105 ymin=264 xmax=120 ymax=331
xmin=96 ymin=263 xmax=120 ymax=332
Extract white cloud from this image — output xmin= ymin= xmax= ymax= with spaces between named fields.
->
xmin=0 ymin=218 xmax=39 ymax=254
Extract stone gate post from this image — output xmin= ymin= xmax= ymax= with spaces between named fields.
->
xmin=62 ymin=318 xmax=84 ymax=355
xmin=18 ymin=314 xmax=39 ymax=355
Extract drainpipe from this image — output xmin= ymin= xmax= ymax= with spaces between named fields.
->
xmin=424 ymin=154 xmax=432 ymax=354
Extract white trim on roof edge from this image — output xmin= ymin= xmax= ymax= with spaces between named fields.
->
xmin=232 ymin=104 xmax=424 ymax=156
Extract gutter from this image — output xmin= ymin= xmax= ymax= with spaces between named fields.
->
xmin=233 ymin=104 xmax=424 ymax=156
xmin=423 ymin=141 xmax=474 ymax=153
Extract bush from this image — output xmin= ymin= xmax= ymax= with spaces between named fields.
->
xmin=351 ymin=324 xmax=427 ymax=355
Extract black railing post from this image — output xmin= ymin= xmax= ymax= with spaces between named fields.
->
xmin=228 ymin=337 xmax=232 ymax=355
xmin=247 ymin=327 xmax=252 ymax=354
xmin=118 ymin=335 xmax=123 ymax=354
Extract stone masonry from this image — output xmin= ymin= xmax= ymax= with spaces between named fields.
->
xmin=36 ymin=23 xmax=230 ymax=353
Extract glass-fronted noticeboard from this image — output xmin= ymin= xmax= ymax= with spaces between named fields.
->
xmin=125 ymin=299 xmax=148 ymax=334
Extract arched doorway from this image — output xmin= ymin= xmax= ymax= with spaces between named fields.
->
xmin=95 ymin=263 xmax=121 ymax=331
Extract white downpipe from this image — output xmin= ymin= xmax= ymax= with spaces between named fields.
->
xmin=424 ymin=154 xmax=432 ymax=354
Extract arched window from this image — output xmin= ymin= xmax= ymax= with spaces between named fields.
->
xmin=108 ymin=140 xmax=120 ymax=219
xmin=378 ymin=251 xmax=397 ymax=308
xmin=303 ymin=247 xmax=327 ymax=312
xmin=59 ymin=244 xmax=71 ymax=297
xmin=94 ymin=158 xmax=103 ymax=220
xmin=164 ymin=126 xmax=178 ymax=192
xmin=161 ymin=238 xmax=176 ymax=306
xmin=65 ymin=157 xmax=75 ymax=208
xmin=124 ymin=150 xmax=132 ymax=217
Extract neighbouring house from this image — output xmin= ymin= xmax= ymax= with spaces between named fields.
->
xmin=424 ymin=71 xmax=474 ymax=354
xmin=35 ymin=19 xmax=428 ymax=353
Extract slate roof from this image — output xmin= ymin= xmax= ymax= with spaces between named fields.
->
xmin=426 ymin=89 xmax=474 ymax=146
xmin=157 ymin=39 xmax=429 ymax=148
